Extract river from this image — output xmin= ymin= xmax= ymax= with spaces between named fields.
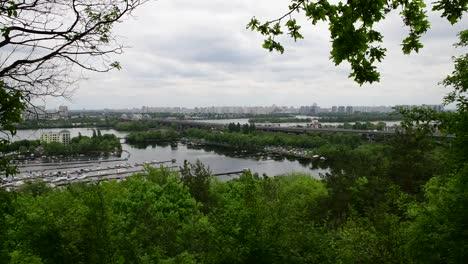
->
xmin=11 ymin=128 xmax=329 ymax=180
xmin=197 ymin=117 xmax=401 ymax=127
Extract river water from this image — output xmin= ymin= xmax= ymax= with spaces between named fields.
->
xmin=11 ymin=128 xmax=329 ymax=180
xmin=197 ymin=117 xmax=401 ymax=127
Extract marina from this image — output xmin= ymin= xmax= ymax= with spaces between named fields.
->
xmin=2 ymin=128 xmax=330 ymax=188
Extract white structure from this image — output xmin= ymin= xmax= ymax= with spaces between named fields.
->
xmin=40 ymin=130 xmax=71 ymax=144
xmin=307 ymin=120 xmax=321 ymax=129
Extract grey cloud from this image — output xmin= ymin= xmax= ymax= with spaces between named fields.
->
xmin=45 ymin=0 xmax=468 ymax=109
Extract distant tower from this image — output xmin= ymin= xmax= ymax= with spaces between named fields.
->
xmin=58 ymin=105 xmax=69 ymax=119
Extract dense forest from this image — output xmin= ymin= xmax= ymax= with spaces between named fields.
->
xmin=0 ymin=128 xmax=464 ymax=263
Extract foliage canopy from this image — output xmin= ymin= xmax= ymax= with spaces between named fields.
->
xmin=248 ymin=0 xmax=467 ymax=84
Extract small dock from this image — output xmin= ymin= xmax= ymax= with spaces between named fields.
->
xmin=213 ymin=170 xmax=249 ymax=176
xmin=1 ymin=165 xmax=251 ymax=189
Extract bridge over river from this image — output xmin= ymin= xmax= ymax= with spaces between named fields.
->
xmin=154 ymin=119 xmax=452 ymax=138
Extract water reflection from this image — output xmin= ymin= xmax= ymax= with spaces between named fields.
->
xmin=12 ymin=128 xmax=330 ymax=179
xmin=126 ymin=141 xmax=330 ymax=179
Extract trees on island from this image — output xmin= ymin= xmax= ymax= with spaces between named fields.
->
xmin=5 ymin=134 xmax=121 ymax=157
xmin=43 ymin=134 xmax=122 ymax=156
xmin=227 ymin=122 xmax=256 ymax=133
xmin=125 ymin=130 xmax=179 ymax=144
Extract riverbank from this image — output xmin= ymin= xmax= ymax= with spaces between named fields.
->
xmin=182 ymin=138 xmax=324 ymax=160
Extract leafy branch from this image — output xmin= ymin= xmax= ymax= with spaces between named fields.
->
xmin=247 ymin=0 xmax=466 ymax=85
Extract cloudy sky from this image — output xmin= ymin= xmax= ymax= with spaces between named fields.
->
xmin=47 ymin=0 xmax=467 ymax=109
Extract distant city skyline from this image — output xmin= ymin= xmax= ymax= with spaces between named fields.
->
xmin=39 ymin=103 xmax=445 ymax=113
xmin=25 ymin=103 xmax=445 ymax=122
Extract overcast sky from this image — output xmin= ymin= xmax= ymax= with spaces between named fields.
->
xmin=46 ymin=0 xmax=467 ymax=109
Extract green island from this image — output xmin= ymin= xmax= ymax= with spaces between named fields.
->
xmin=125 ymin=129 xmax=179 ymax=144
xmin=6 ymin=132 xmax=121 ymax=157
xmin=248 ymin=117 xmax=312 ymax=123
xmin=16 ymin=118 xmax=162 ymax=132
xmin=182 ymin=128 xmax=364 ymax=160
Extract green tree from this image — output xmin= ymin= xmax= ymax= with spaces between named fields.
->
xmin=249 ymin=123 xmax=256 ymax=133
xmin=236 ymin=122 xmax=241 ymax=132
xmin=403 ymin=165 xmax=468 ymax=263
xmin=179 ymin=160 xmax=213 ymax=211
xmin=207 ymin=172 xmax=331 ymax=263
xmin=248 ymin=0 xmax=466 ymax=84
xmin=439 ymin=30 xmax=468 ymax=165
xmin=0 ymin=81 xmax=25 ymax=176
xmin=401 ymin=30 xmax=468 ymax=264
xmin=0 ymin=0 xmax=146 ymax=176
xmin=241 ymin=123 xmax=250 ymax=134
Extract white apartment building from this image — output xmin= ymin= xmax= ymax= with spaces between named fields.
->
xmin=40 ymin=130 xmax=71 ymax=144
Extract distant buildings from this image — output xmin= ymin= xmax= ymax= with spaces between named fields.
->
xmin=119 ymin=104 xmax=440 ymax=115
xmin=120 ymin=113 xmax=152 ymax=121
xmin=428 ymin=105 xmax=444 ymax=112
xmin=22 ymin=105 xmax=71 ymax=120
xmin=330 ymin=105 xmax=394 ymax=114
xmin=353 ymin=106 xmax=394 ymax=113
xmin=307 ymin=120 xmax=321 ymax=129
xmin=58 ymin=105 xmax=69 ymax=119
xmin=40 ymin=130 xmax=71 ymax=144
xmin=25 ymin=104 xmax=445 ymax=119
xmin=22 ymin=105 xmax=47 ymax=120
xmin=395 ymin=104 xmax=444 ymax=112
